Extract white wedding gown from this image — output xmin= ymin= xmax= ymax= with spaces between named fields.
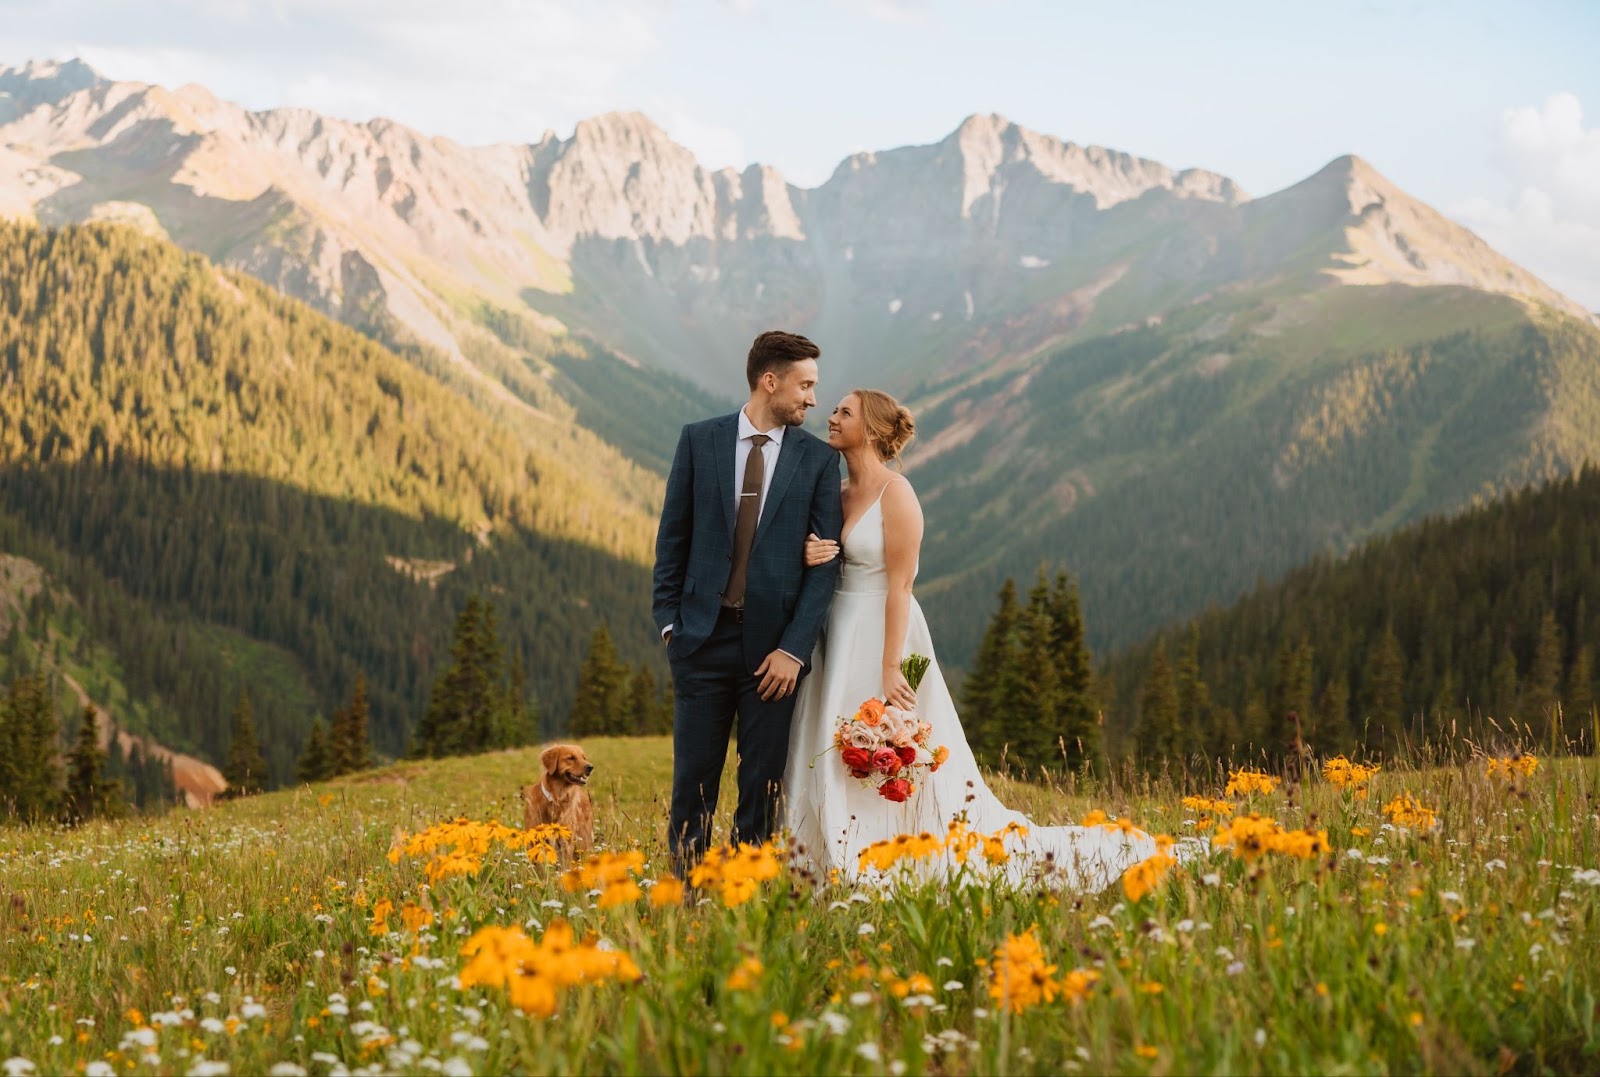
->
xmin=783 ymin=484 xmax=1171 ymax=891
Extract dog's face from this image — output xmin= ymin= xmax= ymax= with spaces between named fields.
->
xmin=540 ymin=744 xmax=594 ymax=786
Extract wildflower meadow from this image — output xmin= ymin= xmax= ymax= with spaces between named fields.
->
xmin=1 ymin=739 xmax=1597 ymax=1075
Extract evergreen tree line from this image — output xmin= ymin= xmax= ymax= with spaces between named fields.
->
xmin=567 ymin=623 xmax=674 ymax=738
xmin=958 ymin=569 xmax=1100 ymax=774
xmin=1098 ymin=465 xmax=1600 ymax=765
xmin=0 ymin=670 xmax=177 ymax=824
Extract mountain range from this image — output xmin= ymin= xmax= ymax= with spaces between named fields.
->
xmin=4 ymin=55 xmax=1600 ymax=684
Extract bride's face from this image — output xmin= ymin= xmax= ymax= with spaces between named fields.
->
xmin=826 ymin=394 xmax=867 ymax=451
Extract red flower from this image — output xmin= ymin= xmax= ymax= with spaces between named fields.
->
xmin=895 ymin=745 xmax=917 ymax=766
xmin=871 ymin=748 xmax=902 ymax=775
xmin=841 ymin=746 xmax=873 ymax=774
xmin=879 ymin=778 xmax=913 ymax=802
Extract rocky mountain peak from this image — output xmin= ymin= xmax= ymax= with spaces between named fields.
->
xmin=0 ymin=58 xmax=107 ymax=124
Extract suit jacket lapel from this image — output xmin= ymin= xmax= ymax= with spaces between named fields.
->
xmin=754 ymin=431 xmax=804 ymax=549
xmin=713 ymin=414 xmax=738 ymax=545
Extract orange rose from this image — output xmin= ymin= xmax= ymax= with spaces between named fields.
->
xmin=857 ymin=698 xmax=885 ymax=727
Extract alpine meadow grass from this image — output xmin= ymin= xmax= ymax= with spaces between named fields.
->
xmin=1 ymin=737 xmax=1596 ymax=1075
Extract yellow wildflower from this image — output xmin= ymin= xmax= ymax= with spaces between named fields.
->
xmin=1485 ymin=755 xmax=1539 ymax=780
xmin=598 ymin=879 xmax=644 ymax=908
xmin=649 ymin=878 xmax=686 ymax=908
xmin=399 ymin=902 xmax=434 ymax=933
xmin=726 ymin=957 xmax=764 ymax=991
xmin=1381 ymin=794 xmax=1439 ymax=830
xmin=1181 ymin=796 xmax=1234 ymax=816
xmin=1322 ymin=756 xmax=1380 ymax=791
xmin=1122 ymin=854 xmax=1177 ymax=901
xmin=1224 ymin=768 xmax=1282 ymax=797
xmin=368 ymin=898 xmax=394 ymax=937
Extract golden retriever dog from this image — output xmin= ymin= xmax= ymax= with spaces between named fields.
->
xmin=522 ymin=743 xmax=595 ymax=852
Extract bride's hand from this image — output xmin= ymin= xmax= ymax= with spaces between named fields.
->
xmin=804 ymin=532 xmax=839 ymax=567
xmin=882 ymin=666 xmax=916 ymax=711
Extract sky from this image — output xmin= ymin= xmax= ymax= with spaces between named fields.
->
xmin=4 ymin=0 xmax=1599 ymax=307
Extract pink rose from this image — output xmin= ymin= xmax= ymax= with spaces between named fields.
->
xmin=871 ymin=748 xmax=902 ymax=775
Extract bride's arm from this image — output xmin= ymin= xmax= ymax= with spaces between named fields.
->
xmin=879 ymin=478 xmax=924 ymax=709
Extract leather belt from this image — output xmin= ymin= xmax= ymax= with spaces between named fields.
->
xmin=718 ymin=604 xmax=744 ymax=624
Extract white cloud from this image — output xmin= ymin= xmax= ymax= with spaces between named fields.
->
xmin=2 ymin=0 xmax=697 ymax=150
xmin=1453 ymin=93 xmax=1600 ymax=312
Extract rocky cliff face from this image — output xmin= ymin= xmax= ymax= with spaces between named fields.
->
xmin=6 ymin=59 xmax=1583 ymax=393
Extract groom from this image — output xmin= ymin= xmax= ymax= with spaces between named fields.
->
xmin=654 ymin=330 xmax=843 ymax=869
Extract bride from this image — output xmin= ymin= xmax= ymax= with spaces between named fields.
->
xmin=781 ymin=389 xmax=1171 ymax=890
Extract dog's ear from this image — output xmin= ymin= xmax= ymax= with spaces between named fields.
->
xmin=540 ymin=745 xmax=562 ymax=774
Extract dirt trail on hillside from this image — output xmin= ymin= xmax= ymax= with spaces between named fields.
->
xmin=2 ymin=553 xmax=228 ymax=808
xmin=59 ymin=673 xmax=228 ymax=808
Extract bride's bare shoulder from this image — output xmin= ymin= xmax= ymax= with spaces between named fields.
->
xmin=880 ymin=475 xmax=922 ymax=520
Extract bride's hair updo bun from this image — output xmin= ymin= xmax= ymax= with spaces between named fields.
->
xmin=851 ymin=388 xmax=917 ymax=466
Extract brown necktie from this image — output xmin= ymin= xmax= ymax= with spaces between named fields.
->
xmin=724 ymin=433 xmax=771 ymax=609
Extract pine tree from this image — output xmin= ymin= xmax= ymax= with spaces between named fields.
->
xmin=1136 ymin=644 xmax=1182 ymax=767
xmin=1490 ymin=644 xmax=1521 ymax=731
xmin=469 ymin=600 xmax=510 ymax=750
xmin=223 ymin=693 xmax=269 ymax=795
xmin=1528 ymin=609 xmax=1564 ymax=742
xmin=415 ymin=595 xmax=509 ymax=758
xmin=1206 ymin=703 xmax=1242 ymax=762
xmin=626 ymin=665 xmax=661 ymax=736
xmin=1240 ymin=693 xmax=1270 ymax=760
xmin=658 ymin=676 xmax=676 ymax=737
xmin=1315 ymin=675 xmax=1353 ymax=754
xmin=1269 ymin=638 xmax=1315 ymax=761
xmin=501 ymin=654 xmax=538 ymax=748
xmin=1045 ymin=571 xmax=1100 ymax=768
xmin=0 ymin=673 xmax=61 ymax=821
xmin=568 ymin=624 xmax=631 ymax=737
xmin=296 ymin=719 xmax=334 ymax=784
xmin=330 ymin=674 xmax=371 ymax=776
xmin=1010 ymin=603 xmax=1067 ymax=774
xmin=1174 ymin=626 xmax=1212 ymax=761
xmin=963 ymin=578 xmax=1020 ymax=767
xmin=62 ymin=706 xmax=122 ymax=824
xmin=1567 ymin=644 xmax=1594 ymax=747
xmin=1360 ymin=626 xmax=1406 ymax=753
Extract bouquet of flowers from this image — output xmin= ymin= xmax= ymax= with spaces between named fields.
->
xmin=832 ymin=654 xmax=949 ymax=802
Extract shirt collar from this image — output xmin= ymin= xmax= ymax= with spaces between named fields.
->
xmin=738 ymin=406 xmax=786 ymax=448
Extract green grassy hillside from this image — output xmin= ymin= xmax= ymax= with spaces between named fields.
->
xmin=910 ymin=287 xmax=1600 ymax=664
xmin=0 ymin=222 xmax=675 ymax=778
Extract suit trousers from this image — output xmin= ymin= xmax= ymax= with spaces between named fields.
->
xmin=667 ymin=612 xmax=801 ymax=870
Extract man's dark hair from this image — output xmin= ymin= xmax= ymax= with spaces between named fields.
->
xmin=746 ymin=330 xmax=820 ymax=390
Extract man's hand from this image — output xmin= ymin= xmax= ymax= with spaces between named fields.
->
xmin=754 ymin=650 xmax=802 ymax=701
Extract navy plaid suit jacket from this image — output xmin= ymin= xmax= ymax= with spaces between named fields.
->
xmin=653 ymin=413 xmax=843 ymax=669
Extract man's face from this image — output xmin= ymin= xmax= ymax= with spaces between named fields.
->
xmin=768 ymin=358 xmax=819 ymax=426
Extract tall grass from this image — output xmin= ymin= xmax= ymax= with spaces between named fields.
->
xmin=1 ymin=737 xmax=1595 ymax=1075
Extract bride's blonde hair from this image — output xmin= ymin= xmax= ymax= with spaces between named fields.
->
xmin=851 ymin=388 xmax=916 ymax=466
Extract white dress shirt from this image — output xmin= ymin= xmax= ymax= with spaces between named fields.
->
xmin=735 ymin=405 xmax=786 ymax=524
xmin=663 ymin=407 xmax=800 ymax=663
